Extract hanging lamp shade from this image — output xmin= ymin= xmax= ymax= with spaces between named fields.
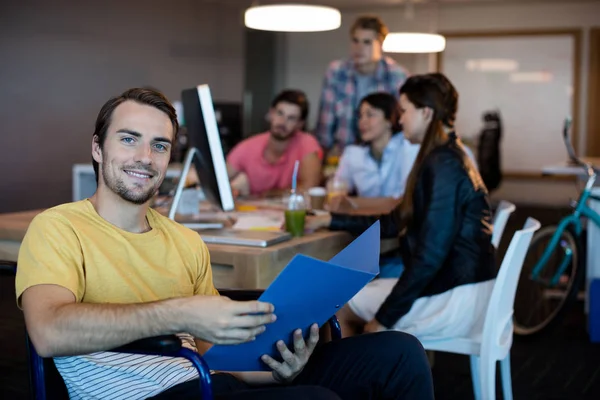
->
xmin=382 ymin=33 xmax=446 ymax=53
xmin=244 ymin=4 xmax=341 ymax=32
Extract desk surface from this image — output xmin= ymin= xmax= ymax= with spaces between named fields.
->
xmin=542 ymin=157 xmax=600 ymax=177
xmin=0 ymin=208 xmax=355 ymax=255
xmin=0 ymin=207 xmax=398 ymax=288
xmin=0 ymin=209 xmax=39 ymax=242
xmin=0 ymin=208 xmax=398 ymax=255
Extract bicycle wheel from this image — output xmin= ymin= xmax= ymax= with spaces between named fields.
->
xmin=513 ymin=225 xmax=584 ymax=336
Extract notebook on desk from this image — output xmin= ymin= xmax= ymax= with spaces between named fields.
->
xmin=197 ymin=229 xmax=292 ymax=248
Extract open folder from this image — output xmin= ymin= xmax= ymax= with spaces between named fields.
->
xmin=202 ymin=221 xmax=381 ymax=371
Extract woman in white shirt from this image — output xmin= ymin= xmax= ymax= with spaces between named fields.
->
xmin=334 ymin=92 xmax=420 ymax=199
xmin=331 ymin=93 xmax=419 ymax=279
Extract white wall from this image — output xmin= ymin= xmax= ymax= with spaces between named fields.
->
xmin=280 ymin=0 xmax=600 ymax=154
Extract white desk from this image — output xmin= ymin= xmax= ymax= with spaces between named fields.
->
xmin=541 ymin=157 xmax=600 ymax=177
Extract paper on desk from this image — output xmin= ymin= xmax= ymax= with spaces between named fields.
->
xmin=232 ymin=211 xmax=284 ymax=231
xmin=202 ymin=221 xmax=381 ymax=371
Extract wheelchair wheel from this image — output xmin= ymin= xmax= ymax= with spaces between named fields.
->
xmin=513 ymin=225 xmax=584 ymax=336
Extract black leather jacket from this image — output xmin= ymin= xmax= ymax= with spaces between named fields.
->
xmin=329 ymin=133 xmax=497 ymax=328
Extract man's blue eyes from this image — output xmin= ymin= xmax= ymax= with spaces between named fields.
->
xmin=121 ymin=137 xmax=168 ymax=151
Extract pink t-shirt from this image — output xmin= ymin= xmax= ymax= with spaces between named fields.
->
xmin=227 ymin=131 xmax=323 ymax=195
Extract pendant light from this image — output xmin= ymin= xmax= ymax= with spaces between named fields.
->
xmin=382 ymin=1 xmax=445 ymax=54
xmin=383 ymin=33 xmax=446 ymax=53
xmin=244 ymin=4 xmax=341 ymax=32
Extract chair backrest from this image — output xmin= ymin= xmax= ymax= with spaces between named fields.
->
xmin=0 ymin=260 xmax=68 ymax=399
xmin=491 ymin=200 xmax=516 ymax=248
xmin=481 ymin=217 xmax=540 ymax=352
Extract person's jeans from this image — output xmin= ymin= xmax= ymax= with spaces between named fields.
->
xmin=149 ymin=331 xmax=434 ymax=400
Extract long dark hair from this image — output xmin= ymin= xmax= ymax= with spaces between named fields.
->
xmin=397 ymin=73 xmax=459 ymax=230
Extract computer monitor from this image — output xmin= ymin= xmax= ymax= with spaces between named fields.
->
xmin=177 ymin=84 xmax=235 ymax=212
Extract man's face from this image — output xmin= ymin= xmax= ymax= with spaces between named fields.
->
xmin=268 ymin=101 xmax=304 ymax=141
xmin=92 ymin=101 xmax=174 ymax=205
xmin=350 ymin=29 xmax=383 ymax=66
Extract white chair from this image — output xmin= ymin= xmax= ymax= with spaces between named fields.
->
xmin=419 ymin=217 xmax=541 ymax=400
xmin=491 ymin=200 xmax=517 ymax=248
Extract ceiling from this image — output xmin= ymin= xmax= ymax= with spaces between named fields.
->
xmin=202 ymin=0 xmax=600 ymax=9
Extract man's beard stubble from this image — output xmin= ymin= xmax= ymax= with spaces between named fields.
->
xmin=270 ymin=126 xmax=295 ymax=142
xmin=101 ymin=161 xmax=160 ymax=205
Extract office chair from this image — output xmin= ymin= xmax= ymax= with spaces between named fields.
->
xmin=1 ymin=261 xmax=342 ymax=400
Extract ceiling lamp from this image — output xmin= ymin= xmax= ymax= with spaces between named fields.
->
xmin=244 ymin=4 xmax=341 ymax=32
xmin=383 ymin=33 xmax=446 ymax=53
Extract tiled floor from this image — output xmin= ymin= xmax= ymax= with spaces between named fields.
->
xmin=2 ymin=205 xmax=599 ymax=399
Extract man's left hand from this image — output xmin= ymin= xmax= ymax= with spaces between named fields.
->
xmin=363 ymin=319 xmax=387 ymax=334
xmin=261 ymin=323 xmax=319 ymax=383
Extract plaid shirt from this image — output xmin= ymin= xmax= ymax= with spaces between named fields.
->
xmin=315 ymin=57 xmax=409 ymax=150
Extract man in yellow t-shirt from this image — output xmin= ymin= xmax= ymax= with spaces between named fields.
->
xmin=16 ymin=88 xmax=434 ymax=400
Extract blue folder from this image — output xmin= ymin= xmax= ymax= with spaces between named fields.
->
xmin=202 ymin=221 xmax=381 ymax=371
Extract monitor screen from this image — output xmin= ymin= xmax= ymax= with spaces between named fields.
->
xmin=181 ymin=85 xmax=235 ymax=212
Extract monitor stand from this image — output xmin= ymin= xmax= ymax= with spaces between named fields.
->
xmin=168 ymin=147 xmax=224 ymax=230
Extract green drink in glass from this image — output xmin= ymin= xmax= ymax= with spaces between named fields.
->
xmin=284 ymin=193 xmax=306 ymax=237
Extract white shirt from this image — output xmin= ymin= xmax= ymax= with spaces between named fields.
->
xmin=334 ymin=133 xmax=420 ymax=199
xmin=334 ymin=133 xmax=478 ymax=199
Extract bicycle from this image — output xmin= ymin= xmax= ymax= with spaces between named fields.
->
xmin=513 ymin=117 xmax=600 ymax=336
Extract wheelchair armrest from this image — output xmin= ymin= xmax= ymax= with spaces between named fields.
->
xmin=217 ymin=288 xmax=265 ymax=301
xmin=112 ymin=335 xmax=182 ymax=355
xmin=110 ymin=335 xmax=214 ymax=399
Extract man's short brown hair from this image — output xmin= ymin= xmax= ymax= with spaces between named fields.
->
xmin=350 ymin=15 xmax=389 ymax=42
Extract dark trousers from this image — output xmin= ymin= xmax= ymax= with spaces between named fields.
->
xmin=149 ymin=331 xmax=434 ymax=400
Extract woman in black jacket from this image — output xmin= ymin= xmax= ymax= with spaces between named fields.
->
xmin=308 ymin=73 xmax=497 ymax=338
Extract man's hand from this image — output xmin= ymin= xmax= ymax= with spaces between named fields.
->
xmin=261 ymin=323 xmax=319 ymax=383
xmin=304 ymin=213 xmax=332 ymax=232
xmin=230 ymin=172 xmax=250 ymax=197
xmin=363 ymin=319 xmax=386 ymax=334
xmin=181 ymin=295 xmax=276 ymax=345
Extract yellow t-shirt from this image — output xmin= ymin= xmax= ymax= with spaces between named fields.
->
xmin=16 ymin=199 xmax=218 ymax=307
xmin=15 ymin=200 xmax=222 ymax=399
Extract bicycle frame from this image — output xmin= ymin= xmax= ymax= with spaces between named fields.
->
xmin=530 ymin=179 xmax=600 ymax=285
xmin=530 ymin=117 xmax=600 ymax=286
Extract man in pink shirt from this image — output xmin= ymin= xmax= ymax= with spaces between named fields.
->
xmin=226 ymin=90 xmax=323 ymax=196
